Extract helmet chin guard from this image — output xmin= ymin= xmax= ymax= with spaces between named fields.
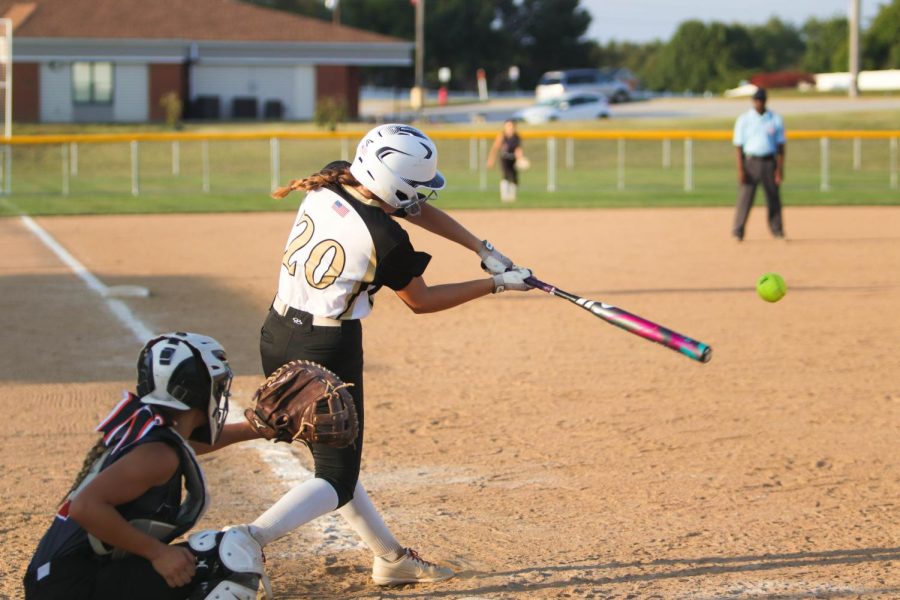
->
xmin=349 ymin=124 xmax=445 ymax=212
xmin=136 ymin=332 xmax=232 ymax=445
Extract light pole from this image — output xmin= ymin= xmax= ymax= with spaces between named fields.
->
xmin=325 ymin=0 xmax=340 ymax=26
xmin=410 ymin=0 xmax=425 ymax=111
xmin=849 ymin=0 xmax=860 ymax=98
xmin=415 ymin=0 xmax=424 ymax=92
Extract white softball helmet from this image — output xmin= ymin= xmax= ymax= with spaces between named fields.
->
xmin=136 ymin=332 xmax=233 ymax=445
xmin=349 ymin=124 xmax=445 ymax=215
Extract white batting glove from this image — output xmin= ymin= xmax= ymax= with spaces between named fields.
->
xmin=477 ymin=240 xmax=514 ymax=275
xmin=492 ymin=267 xmax=533 ymax=293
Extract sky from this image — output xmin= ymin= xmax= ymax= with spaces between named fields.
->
xmin=583 ymin=0 xmax=886 ymax=44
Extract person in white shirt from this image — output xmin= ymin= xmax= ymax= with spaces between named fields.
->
xmin=732 ymin=87 xmax=787 ymax=241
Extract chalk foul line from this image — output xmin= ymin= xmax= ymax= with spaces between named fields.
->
xmin=18 ymin=214 xmax=361 ymax=553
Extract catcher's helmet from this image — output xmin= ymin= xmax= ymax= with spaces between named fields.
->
xmin=137 ymin=332 xmax=232 ymax=444
xmin=349 ymin=124 xmax=445 ymax=215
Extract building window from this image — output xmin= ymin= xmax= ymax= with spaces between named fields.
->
xmin=73 ymin=62 xmax=113 ymax=104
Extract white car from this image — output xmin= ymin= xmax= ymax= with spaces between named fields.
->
xmin=513 ymin=93 xmax=610 ymax=124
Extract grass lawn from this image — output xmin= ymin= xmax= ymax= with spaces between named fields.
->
xmin=2 ymin=108 xmax=898 ymax=217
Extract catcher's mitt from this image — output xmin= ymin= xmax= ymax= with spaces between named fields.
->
xmin=244 ymin=360 xmax=358 ymax=448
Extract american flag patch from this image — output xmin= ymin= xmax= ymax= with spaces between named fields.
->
xmin=332 ymin=200 xmax=349 ymax=217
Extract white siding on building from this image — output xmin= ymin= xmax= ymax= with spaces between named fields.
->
xmin=292 ymin=66 xmax=315 ymax=119
xmin=816 ymin=69 xmax=900 ymax=92
xmin=191 ymin=64 xmax=315 ymax=120
xmin=113 ymin=63 xmax=149 ymax=122
xmin=40 ymin=63 xmax=73 ymax=122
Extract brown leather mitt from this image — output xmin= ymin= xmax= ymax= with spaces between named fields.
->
xmin=245 ymin=360 xmax=358 ymax=448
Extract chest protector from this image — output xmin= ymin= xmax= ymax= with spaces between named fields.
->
xmin=59 ymin=425 xmax=207 ymax=560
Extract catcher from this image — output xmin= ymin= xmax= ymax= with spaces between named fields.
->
xmin=23 ymin=333 xmax=269 ymax=600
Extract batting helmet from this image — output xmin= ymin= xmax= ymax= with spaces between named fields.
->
xmin=349 ymin=124 xmax=445 ymax=215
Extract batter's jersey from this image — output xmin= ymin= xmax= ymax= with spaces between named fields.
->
xmin=276 ymin=184 xmax=431 ymax=320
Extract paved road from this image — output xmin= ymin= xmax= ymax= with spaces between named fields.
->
xmin=361 ymin=95 xmax=900 ymax=124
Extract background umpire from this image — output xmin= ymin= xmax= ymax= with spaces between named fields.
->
xmin=732 ymin=87 xmax=786 ymax=241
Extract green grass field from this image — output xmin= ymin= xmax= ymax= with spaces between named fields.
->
xmin=2 ymin=108 xmax=898 ymax=217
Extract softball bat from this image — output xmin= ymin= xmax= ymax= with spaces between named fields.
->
xmin=525 ymin=276 xmax=712 ymax=363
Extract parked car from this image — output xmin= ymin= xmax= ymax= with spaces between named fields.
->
xmin=513 ymin=92 xmax=610 ymax=124
xmin=535 ymin=68 xmax=632 ymax=103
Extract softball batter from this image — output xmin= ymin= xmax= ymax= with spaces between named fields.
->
xmin=220 ymin=123 xmax=533 ymax=585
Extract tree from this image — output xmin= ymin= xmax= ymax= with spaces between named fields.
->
xmin=641 ymin=20 xmax=758 ymax=93
xmin=502 ymin=0 xmax=595 ymax=87
xmin=590 ymin=40 xmax=661 ymax=75
xmin=236 ymin=0 xmax=900 ymax=95
xmin=239 ymin=0 xmax=599 ymax=91
xmin=340 ymin=0 xmax=515 ymax=90
xmin=801 ymin=17 xmax=849 ymax=73
xmin=335 ymin=0 xmax=414 ymax=39
xmin=418 ymin=1 xmax=514 ymax=89
xmin=748 ymin=18 xmax=805 ymax=72
xmin=864 ymin=0 xmax=900 ymax=69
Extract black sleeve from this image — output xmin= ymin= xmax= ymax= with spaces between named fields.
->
xmin=377 ymin=238 xmax=431 ymax=291
xmin=339 ymin=189 xmax=432 ymax=290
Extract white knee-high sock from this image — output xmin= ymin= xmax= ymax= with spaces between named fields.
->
xmin=338 ymin=481 xmax=404 ymax=560
xmin=508 ymin=182 xmax=517 ymax=200
xmin=250 ymin=478 xmax=339 ymax=546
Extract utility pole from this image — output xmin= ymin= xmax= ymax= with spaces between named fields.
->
xmin=408 ymin=0 xmax=425 ymax=112
xmin=415 ymin=0 xmax=424 ymax=92
xmin=849 ymin=0 xmax=860 ymax=98
xmin=326 ymin=0 xmax=340 ymax=26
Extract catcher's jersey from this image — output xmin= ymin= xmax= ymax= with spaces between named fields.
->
xmin=27 ymin=422 xmax=205 ymax=576
xmin=276 ymin=185 xmax=430 ymax=320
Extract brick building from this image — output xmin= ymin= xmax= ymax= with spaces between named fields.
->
xmin=1 ymin=0 xmax=411 ymax=123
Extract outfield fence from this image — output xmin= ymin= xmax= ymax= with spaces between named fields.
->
xmin=1 ymin=130 xmax=898 ymax=201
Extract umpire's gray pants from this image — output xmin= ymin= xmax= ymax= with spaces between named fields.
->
xmin=732 ymin=155 xmax=784 ymax=239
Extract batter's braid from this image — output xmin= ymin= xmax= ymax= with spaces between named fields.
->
xmin=60 ymin=437 xmax=106 ymax=504
xmin=271 ymin=161 xmax=360 ymax=199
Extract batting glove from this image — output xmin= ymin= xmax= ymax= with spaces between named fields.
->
xmin=478 ymin=240 xmax=514 ymax=275
xmin=492 ymin=267 xmax=533 ymax=293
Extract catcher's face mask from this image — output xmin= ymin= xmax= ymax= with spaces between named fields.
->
xmin=138 ymin=332 xmax=233 ymax=445
xmin=207 ymin=358 xmax=232 ymax=445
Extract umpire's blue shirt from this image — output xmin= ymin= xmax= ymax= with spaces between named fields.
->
xmin=733 ymin=109 xmax=785 ymax=157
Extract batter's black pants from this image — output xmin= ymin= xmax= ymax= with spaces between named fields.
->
xmin=259 ymin=308 xmax=364 ymax=507
xmin=24 ymin=547 xmax=197 ymax=600
xmin=732 ymin=155 xmax=785 ymax=240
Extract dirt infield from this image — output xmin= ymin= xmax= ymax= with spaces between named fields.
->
xmin=2 ymin=206 xmax=898 ymax=599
